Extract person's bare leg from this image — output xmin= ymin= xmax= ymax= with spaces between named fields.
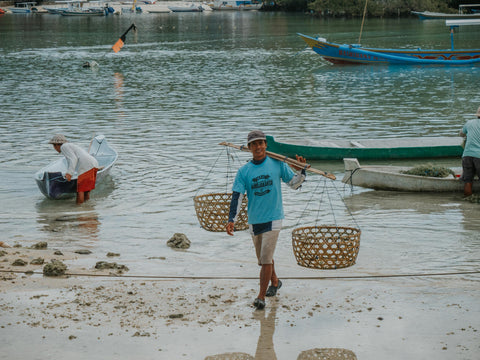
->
xmin=77 ymin=192 xmax=85 ymax=204
xmin=258 ymin=264 xmax=273 ymax=300
xmin=270 ymin=260 xmax=279 ymax=287
xmin=85 ymin=191 xmax=90 ymax=201
xmin=464 ymin=182 xmax=473 ymax=197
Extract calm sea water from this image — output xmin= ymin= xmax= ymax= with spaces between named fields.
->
xmin=1 ymin=12 xmax=479 ymax=278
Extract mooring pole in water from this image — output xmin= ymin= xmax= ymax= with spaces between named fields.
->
xmin=450 ymin=26 xmax=457 ymax=50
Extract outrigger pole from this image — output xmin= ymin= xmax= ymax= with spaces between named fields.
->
xmin=219 ymin=142 xmax=337 ymax=180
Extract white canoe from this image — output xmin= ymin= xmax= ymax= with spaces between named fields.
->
xmin=341 ymin=158 xmax=480 ymax=192
xmin=35 ymin=135 xmax=118 ymax=199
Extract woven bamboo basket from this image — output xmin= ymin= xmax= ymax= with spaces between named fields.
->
xmin=194 ymin=192 xmax=248 ymax=232
xmin=292 ymin=225 xmax=360 ymax=269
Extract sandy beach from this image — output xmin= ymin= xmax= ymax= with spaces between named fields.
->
xmin=1 ymin=244 xmax=479 ymax=360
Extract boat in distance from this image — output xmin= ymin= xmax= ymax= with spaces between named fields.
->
xmin=265 ymin=135 xmax=464 ymax=161
xmin=168 ymin=3 xmax=203 ymax=12
xmin=211 ymin=0 xmax=262 ymax=10
xmin=412 ymin=4 xmax=480 ymax=20
xmin=411 ymin=10 xmax=480 ymax=20
xmin=8 ymin=2 xmax=38 ymax=13
xmin=341 ymin=158 xmax=480 ymax=192
xmin=35 ymin=135 xmax=118 ymax=199
xmin=298 ymin=19 xmax=480 ymax=65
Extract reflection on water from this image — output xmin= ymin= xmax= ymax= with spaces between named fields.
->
xmin=36 ymin=201 xmax=101 ymax=248
xmin=205 ymin=304 xmax=357 ymax=360
xmin=205 ymin=352 xmax=253 ymax=360
xmin=253 ymin=305 xmax=277 ymax=360
xmin=113 ymin=72 xmax=125 ymax=111
xmin=343 ymin=189 xmax=463 ymax=215
xmin=297 ymin=348 xmax=357 ymax=360
xmin=204 ymin=306 xmax=277 ymax=360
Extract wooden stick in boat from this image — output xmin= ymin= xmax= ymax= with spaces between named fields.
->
xmin=88 ymin=133 xmax=96 ymax=152
xmin=219 ymin=142 xmax=336 ymax=180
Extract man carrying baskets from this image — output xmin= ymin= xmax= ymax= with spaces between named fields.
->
xmin=226 ymin=130 xmax=307 ymax=310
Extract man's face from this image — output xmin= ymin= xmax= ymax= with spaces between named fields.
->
xmin=248 ymin=139 xmax=267 ymax=161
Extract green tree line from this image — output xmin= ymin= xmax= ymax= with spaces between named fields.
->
xmin=269 ymin=0 xmax=480 ymax=16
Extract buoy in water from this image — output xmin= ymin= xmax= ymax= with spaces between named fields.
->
xmin=82 ymin=61 xmax=99 ymax=68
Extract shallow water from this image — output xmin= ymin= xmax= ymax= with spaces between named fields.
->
xmin=1 ymin=12 xmax=479 ymax=279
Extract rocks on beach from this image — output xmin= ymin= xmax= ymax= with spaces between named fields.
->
xmin=43 ymin=259 xmax=68 ymax=276
xmin=94 ymin=261 xmax=129 ymax=273
xmin=167 ymin=233 xmax=191 ymax=249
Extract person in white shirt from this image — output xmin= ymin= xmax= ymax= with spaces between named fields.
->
xmin=49 ymin=134 xmax=99 ymax=204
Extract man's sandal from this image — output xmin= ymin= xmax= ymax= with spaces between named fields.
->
xmin=253 ymin=298 xmax=265 ymax=310
xmin=266 ymin=280 xmax=282 ymax=297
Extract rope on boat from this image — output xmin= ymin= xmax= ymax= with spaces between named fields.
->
xmin=1 ymin=268 xmax=479 ymax=280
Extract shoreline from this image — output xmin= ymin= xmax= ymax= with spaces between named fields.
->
xmin=1 ymin=245 xmax=479 ymax=359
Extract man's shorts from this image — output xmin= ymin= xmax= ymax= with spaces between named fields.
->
xmin=462 ymin=156 xmax=480 ymax=182
xmin=250 ymin=220 xmax=282 ymax=265
xmin=77 ymin=168 xmax=98 ymax=192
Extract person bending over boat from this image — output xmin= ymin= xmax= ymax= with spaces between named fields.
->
xmin=460 ymin=107 xmax=480 ymax=197
xmin=226 ymin=130 xmax=306 ymax=310
xmin=49 ymin=134 xmax=99 ymax=204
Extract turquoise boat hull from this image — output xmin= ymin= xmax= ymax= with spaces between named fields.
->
xmin=265 ymin=135 xmax=464 ymax=161
xmin=299 ymin=33 xmax=480 ymax=65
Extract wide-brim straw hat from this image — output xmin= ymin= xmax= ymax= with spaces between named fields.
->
xmin=476 ymin=106 xmax=480 ymax=118
xmin=48 ymin=134 xmax=67 ymax=144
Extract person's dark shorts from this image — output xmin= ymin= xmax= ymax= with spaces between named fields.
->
xmin=462 ymin=156 xmax=480 ymax=182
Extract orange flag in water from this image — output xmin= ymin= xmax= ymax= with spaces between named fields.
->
xmin=112 ymin=38 xmax=124 ymax=53
xmin=112 ymin=24 xmax=137 ymax=53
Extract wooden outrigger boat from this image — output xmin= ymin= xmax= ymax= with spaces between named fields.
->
xmin=35 ymin=135 xmax=118 ymax=199
xmin=265 ymin=135 xmax=464 ymax=161
xmin=341 ymin=158 xmax=480 ymax=192
xmin=299 ymin=19 xmax=480 ymax=65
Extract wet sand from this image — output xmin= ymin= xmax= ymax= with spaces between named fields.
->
xmin=1 ymin=246 xmax=479 ymax=359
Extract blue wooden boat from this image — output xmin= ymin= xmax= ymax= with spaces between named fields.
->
xmin=35 ymin=135 xmax=117 ymax=199
xmin=299 ymin=19 xmax=480 ymax=65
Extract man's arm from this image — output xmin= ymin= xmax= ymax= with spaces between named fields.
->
xmin=226 ymin=191 xmax=244 ymax=236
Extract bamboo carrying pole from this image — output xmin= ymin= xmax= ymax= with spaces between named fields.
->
xmin=219 ymin=142 xmax=336 ymax=180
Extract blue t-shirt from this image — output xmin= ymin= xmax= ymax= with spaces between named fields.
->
xmin=232 ymin=156 xmax=295 ymax=225
xmin=462 ymin=119 xmax=480 ymax=158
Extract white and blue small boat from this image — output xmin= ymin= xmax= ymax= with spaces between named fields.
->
xmin=168 ymin=3 xmax=203 ymax=12
xmin=9 ymin=2 xmax=38 ymax=13
xmin=35 ymin=135 xmax=118 ymax=199
xmin=211 ymin=0 xmax=262 ymax=10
